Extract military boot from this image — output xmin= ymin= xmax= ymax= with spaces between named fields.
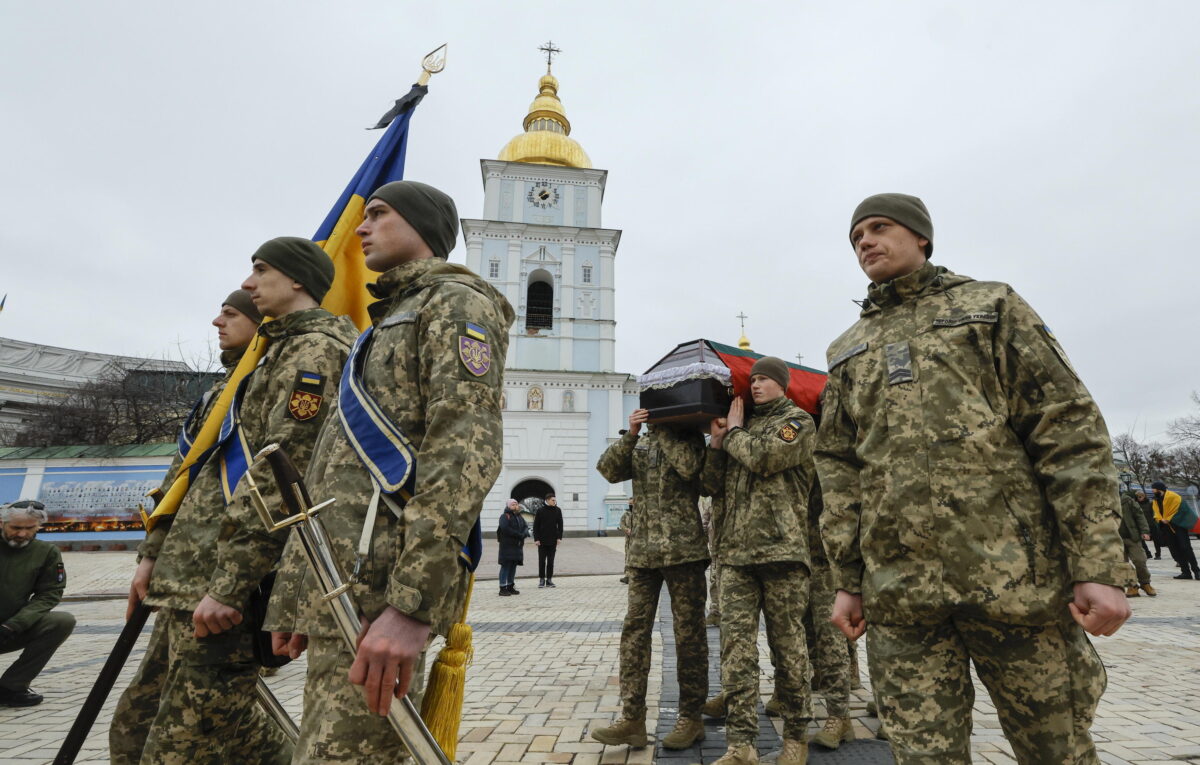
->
xmin=712 ymin=743 xmax=758 ymax=764
xmin=810 ymin=716 xmax=854 ymax=749
xmin=661 ymin=717 xmax=705 ymax=749
xmin=1143 ymin=583 xmax=1158 ymax=596
xmin=775 ymin=738 xmax=808 ymax=765
xmin=701 ymin=692 xmax=727 ymax=718
xmin=589 ymin=718 xmax=648 ymax=748
xmin=1125 ymin=586 xmax=1140 ymax=597
xmin=764 ymin=693 xmax=781 ymax=716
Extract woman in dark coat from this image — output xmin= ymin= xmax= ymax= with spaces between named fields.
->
xmin=497 ymin=499 xmax=528 ymax=595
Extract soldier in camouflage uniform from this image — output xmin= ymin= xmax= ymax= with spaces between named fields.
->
xmin=265 ymin=181 xmax=513 ymax=762
xmin=804 ymin=482 xmax=854 ymax=750
xmin=110 ymin=289 xmax=263 ymax=762
xmin=1119 ymin=491 xmax=1155 ymax=597
xmin=111 ymin=240 xmax=357 ymax=765
xmin=817 ymin=194 xmax=1131 ymax=764
xmin=592 ymin=408 xmax=710 ymax=751
xmin=704 ymin=356 xmax=816 ymax=765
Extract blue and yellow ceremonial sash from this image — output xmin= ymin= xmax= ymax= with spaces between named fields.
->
xmin=338 ymin=326 xmax=483 ymax=572
xmin=144 ymin=334 xmax=270 ymax=531
xmin=217 ymin=375 xmax=255 ymax=506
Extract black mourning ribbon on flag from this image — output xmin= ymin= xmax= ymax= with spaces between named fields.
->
xmin=368 ymin=84 xmax=429 ymax=130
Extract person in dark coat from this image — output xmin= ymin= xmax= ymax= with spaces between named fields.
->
xmin=1136 ymin=490 xmax=1161 ymax=559
xmin=534 ymin=493 xmax=565 ymax=588
xmin=497 ymin=499 xmax=528 ymax=595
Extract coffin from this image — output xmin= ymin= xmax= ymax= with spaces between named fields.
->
xmin=638 ymin=339 xmax=828 ymax=425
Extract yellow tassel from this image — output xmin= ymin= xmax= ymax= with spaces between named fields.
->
xmin=420 ymin=574 xmax=475 ymax=760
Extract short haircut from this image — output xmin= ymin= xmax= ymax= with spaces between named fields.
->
xmin=545 ymin=493 xmax=556 ymax=500
xmin=2 ymin=500 xmax=48 ymax=524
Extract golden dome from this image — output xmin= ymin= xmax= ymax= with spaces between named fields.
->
xmin=738 ymin=335 xmax=752 ymax=351
xmin=498 ymin=72 xmax=591 ymax=168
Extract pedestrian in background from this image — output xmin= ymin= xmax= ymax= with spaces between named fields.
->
xmin=1119 ymin=491 xmax=1155 ymax=596
xmin=1152 ymin=481 xmax=1199 ymax=580
xmin=498 ymin=499 xmax=528 ymax=595
xmin=0 ymin=500 xmax=75 ymax=708
xmin=534 ymin=493 xmax=564 ymax=588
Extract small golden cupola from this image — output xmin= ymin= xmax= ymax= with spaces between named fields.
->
xmin=498 ymin=42 xmax=591 ymax=169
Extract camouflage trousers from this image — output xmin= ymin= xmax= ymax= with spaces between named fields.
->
xmin=109 ymin=609 xmax=293 ymax=765
xmin=293 ymin=635 xmax=426 ymax=763
xmin=805 ymin=561 xmax=850 ymax=717
xmin=621 ymin=560 xmax=709 ymax=721
xmin=719 ymin=562 xmax=812 ymax=744
xmin=1123 ymin=539 xmax=1151 ymax=586
xmin=867 ymin=614 xmax=1105 ymax=764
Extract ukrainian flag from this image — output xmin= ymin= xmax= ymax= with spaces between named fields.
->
xmin=314 ymin=84 xmax=429 ymax=331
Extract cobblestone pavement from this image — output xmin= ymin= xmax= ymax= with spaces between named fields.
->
xmin=3 ymin=554 xmax=1199 ymax=763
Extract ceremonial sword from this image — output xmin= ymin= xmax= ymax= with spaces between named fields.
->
xmin=244 ymin=443 xmax=451 ymax=765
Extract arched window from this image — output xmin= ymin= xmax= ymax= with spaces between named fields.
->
xmin=526 ymin=270 xmax=554 ymax=330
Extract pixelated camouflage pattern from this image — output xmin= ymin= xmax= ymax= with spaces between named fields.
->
xmin=701 ymin=497 xmax=721 ymax=616
xmin=805 ymin=483 xmax=850 ymax=717
xmin=269 ymin=259 xmax=513 ymax=638
xmin=110 ymin=616 xmax=169 ymax=764
xmin=619 ymin=561 xmax=709 ymax=720
xmin=110 ymin=609 xmax=293 ymax=765
xmin=597 ymin=426 xmax=709 ymax=569
xmin=867 ymin=614 xmax=1105 ymax=763
xmin=146 ymin=308 xmax=356 ymax=612
xmin=718 ymin=562 xmax=812 ymax=745
xmin=138 ymin=348 xmax=243 ymax=562
xmin=701 ymin=395 xmax=816 ymax=568
xmin=291 ymin=635 xmax=426 ymax=764
xmin=816 ymin=263 xmax=1130 ymax=625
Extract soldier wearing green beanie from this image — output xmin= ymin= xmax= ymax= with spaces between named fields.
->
xmin=749 ymin=356 xmax=790 ymax=395
xmin=817 ymin=193 xmax=1130 ymax=763
xmin=849 ymin=193 xmax=933 ymax=257
xmin=249 ymin=237 xmax=335 ymax=303
xmin=222 ymin=288 xmax=263 ymax=326
xmin=367 ymin=180 xmax=459 ymax=260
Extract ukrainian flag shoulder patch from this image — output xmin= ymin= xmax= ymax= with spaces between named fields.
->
xmin=465 ymin=322 xmax=487 ymax=341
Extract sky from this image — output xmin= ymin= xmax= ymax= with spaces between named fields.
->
xmin=1 ymin=1 xmax=1196 ymax=442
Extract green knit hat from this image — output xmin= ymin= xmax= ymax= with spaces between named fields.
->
xmin=222 ymin=289 xmax=263 ymax=324
xmin=849 ymin=193 xmax=934 ymax=257
xmin=368 ymin=180 xmax=459 ymax=260
xmin=250 ymin=237 xmax=334 ymax=302
xmin=749 ymin=356 xmax=790 ymax=392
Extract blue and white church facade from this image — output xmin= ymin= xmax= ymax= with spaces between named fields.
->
xmin=461 ymin=69 xmax=638 ymax=532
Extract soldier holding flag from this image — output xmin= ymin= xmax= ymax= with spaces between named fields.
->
xmin=266 ymin=180 xmax=513 ymax=761
xmin=110 ymin=242 xmax=356 ymax=764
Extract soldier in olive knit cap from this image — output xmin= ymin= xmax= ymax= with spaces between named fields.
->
xmin=749 ymin=356 xmax=790 ymax=396
xmin=849 ymin=193 xmax=934 ymax=257
xmin=249 ymin=236 xmax=335 ymax=303
xmin=367 ymin=180 xmax=459 ymax=260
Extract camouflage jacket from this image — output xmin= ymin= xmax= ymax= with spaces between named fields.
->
xmin=147 ymin=308 xmax=356 ymax=611
xmin=267 ymin=259 xmax=513 ymax=638
xmin=701 ymin=395 xmax=815 ymax=568
xmin=815 ymin=262 xmax=1129 ymax=626
xmin=596 ymin=426 xmax=709 ymax=569
xmin=138 ymin=349 xmax=243 ymax=562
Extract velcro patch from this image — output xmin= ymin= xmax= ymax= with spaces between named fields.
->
xmin=778 ymin=418 xmax=803 ymax=442
xmin=885 ymin=341 xmax=914 ymax=385
xmin=289 ymin=371 xmax=325 ymax=420
xmin=56 ymin=561 xmax=65 ymax=584
xmin=459 ymin=335 xmax=492 ymax=376
xmin=379 ymin=310 xmax=417 ymax=329
xmin=829 ymin=342 xmax=869 ymax=370
xmin=933 ymin=312 xmax=998 ymax=327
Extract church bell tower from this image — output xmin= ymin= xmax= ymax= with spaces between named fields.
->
xmin=461 ymin=45 xmax=621 ymax=373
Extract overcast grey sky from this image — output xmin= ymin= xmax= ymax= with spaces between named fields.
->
xmin=1 ymin=1 xmax=1195 ymax=441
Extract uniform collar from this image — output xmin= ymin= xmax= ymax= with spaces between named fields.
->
xmin=864 ymin=261 xmax=945 ymax=311
xmin=753 ymin=395 xmax=791 ymax=417
xmin=368 ymin=258 xmax=441 ymax=300
xmin=257 ymin=307 xmax=330 ymax=339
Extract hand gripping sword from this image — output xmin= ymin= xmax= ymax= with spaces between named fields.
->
xmin=244 ymin=443 xmax=451 ymax=765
